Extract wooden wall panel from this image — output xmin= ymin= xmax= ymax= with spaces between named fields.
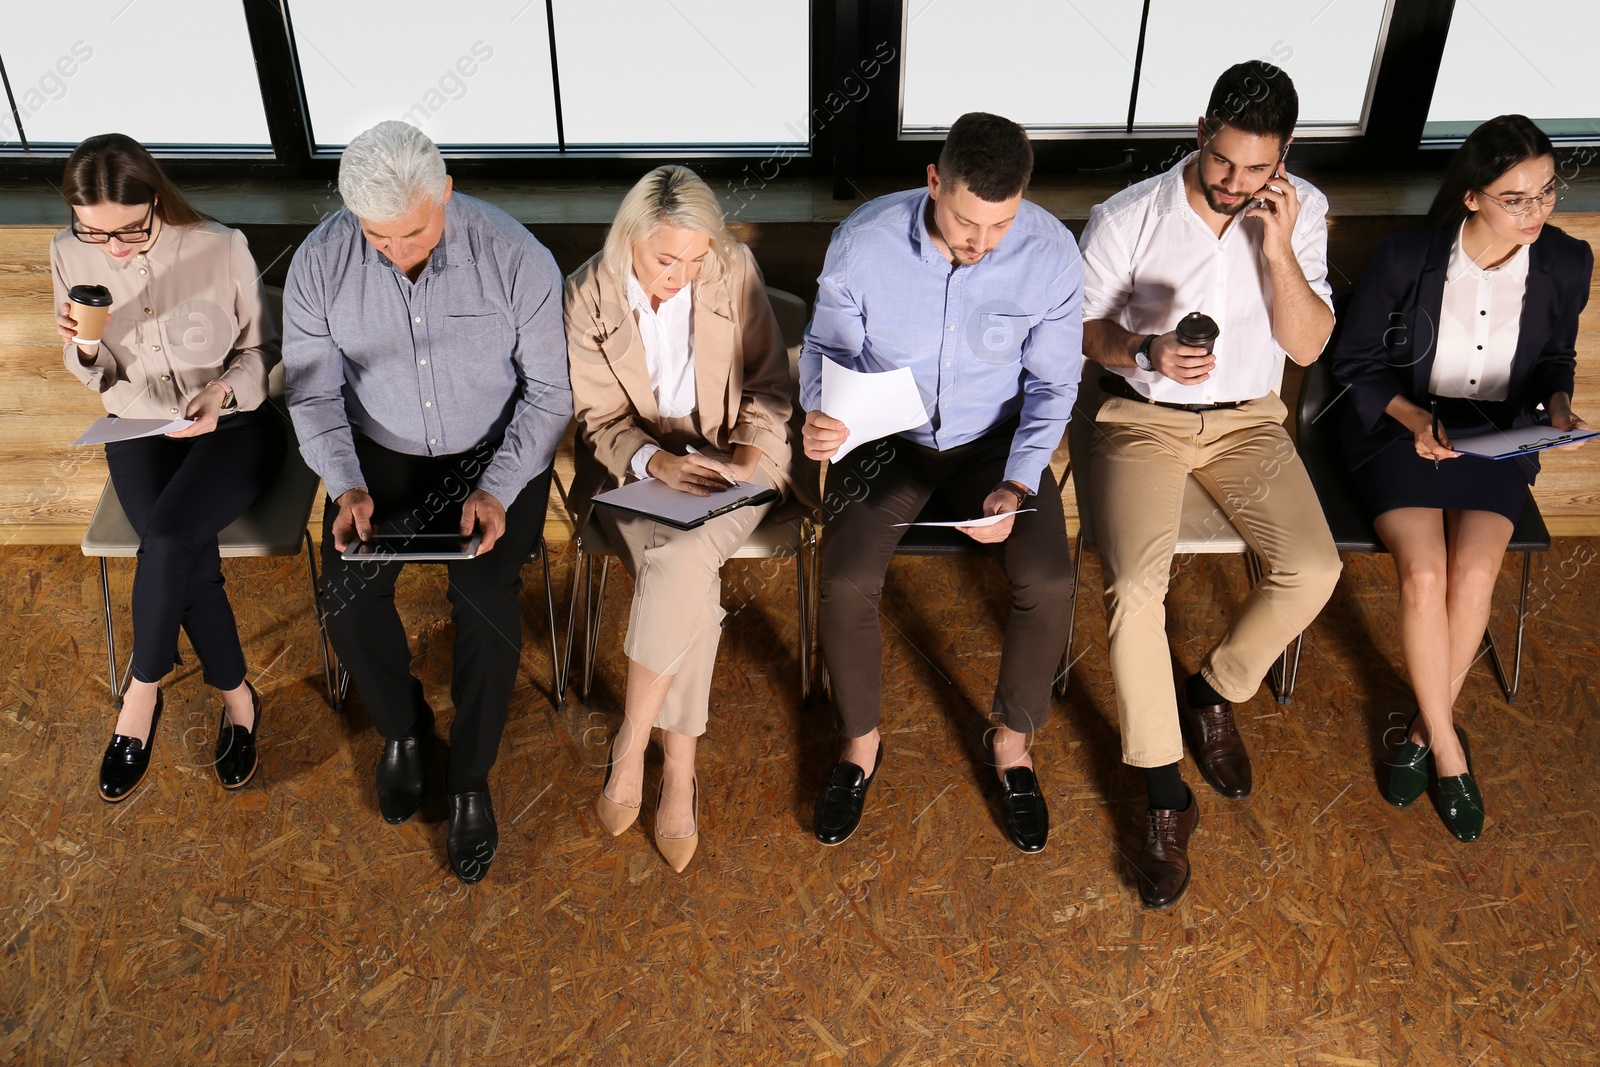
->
xmin=4 ymin=213 xmax=1598 ymax=544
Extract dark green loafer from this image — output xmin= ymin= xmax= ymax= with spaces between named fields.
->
xmin=1435 ymin=725 xmax=1483 ymax=842
xmin=1383 ymin=712 xmax=1431 ymax=808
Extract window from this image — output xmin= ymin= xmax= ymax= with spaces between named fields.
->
xmin=1425 ymin=3 xmax=1600 ymax=142
xmin=0 ymin=0 xmax=270 ymax=149
xmin=899 ymin=0 xmax=1394 ymax=136
xmin=288 ymin=0 xmax=559 ymax=148
xmin=551 ymin=0 xmax=809 ymax=146
xmin=1135 ymin=0 xmax=1392 ymax=130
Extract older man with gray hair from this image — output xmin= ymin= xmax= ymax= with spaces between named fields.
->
xmin=283 ymin=121 xmax=571 ymax=884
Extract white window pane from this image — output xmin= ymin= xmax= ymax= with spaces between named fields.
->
xmin=902 ymin=0 xmax=1143 ymax=132
xmin=0 ymin=0 xmax=269 ymax=147
xmin=1135 ymin=0 xmax=1391 ymax=129
xmin=1426 ymin=5 xmax=1600 ymax=140
xmin=552 ymin=1 xmax=808 ymax=145
xmin=289 ymin=0 xmax=558 ymax=148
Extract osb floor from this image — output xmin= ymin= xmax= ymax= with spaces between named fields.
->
xmin=2 ymin=540 xmax=1597 ymax=1066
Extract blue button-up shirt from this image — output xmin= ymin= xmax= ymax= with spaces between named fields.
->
xmin=282 ymin=192 xmax=572 ymax=506
xmin=800 ymin=188 xmax=1083 ymax=492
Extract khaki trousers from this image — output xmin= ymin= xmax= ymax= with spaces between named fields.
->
xmin=595 ymin=417 xmax=774 ymax=737
xmin=1087 ymin=393 xmax=1341 ymax=768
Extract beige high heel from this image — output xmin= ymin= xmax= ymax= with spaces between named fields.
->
xmin=654 ymin=777 xmax=699 ymax=873
xmin=595 ymin=741 xmax=640 ymax=836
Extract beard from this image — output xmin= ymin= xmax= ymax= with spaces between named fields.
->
xmin=1204 ymin=184 xmax=1252 ymax=216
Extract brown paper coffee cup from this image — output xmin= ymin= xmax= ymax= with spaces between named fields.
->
xmin=67 ymin=283 xmax=112 ymax=344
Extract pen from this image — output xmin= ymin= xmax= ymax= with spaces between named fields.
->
xmin=686 ymin=445 xmax=739 ymax=487
xmin=1430 ymin=400 xmax=1440 ymax=472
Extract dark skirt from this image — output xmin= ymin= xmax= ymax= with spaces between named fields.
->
xmin=1348 ymin=396 xmax=1532 ymax=524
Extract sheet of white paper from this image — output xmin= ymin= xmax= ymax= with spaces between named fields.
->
xmin=820 ymin=359 xmax=929 ymax=461
xmin=893 ymin=508 xmax=1037 ymax=528
xmin=1448 ymin=423 xmax=1600 ymax=459
xmin=72 ymin=417 xmax=195 ymax=445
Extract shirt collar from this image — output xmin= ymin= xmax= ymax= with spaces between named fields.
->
xmin=1155 ymin=152 xmax=1199 ymax=217
xmin=357 ymin=194 xmax=472 ymax=275
xmin=626 ymin=270 xmax=692 ymax=317
xmin=911 ymin=191 xmax=946 ymax=266
xmin=1446 ymin=220 xmax=1529 ymax=284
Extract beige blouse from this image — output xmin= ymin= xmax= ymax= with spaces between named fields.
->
xmin=50 ymin=220 xmax=279 ymax=418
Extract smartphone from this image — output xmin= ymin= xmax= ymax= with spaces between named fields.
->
xmin=341 ymin=533 xmax=483 ymax=561
xmin=1248 ymin=142 xmax=1292 ymax=212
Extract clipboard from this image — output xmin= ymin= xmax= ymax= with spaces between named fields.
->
xmin=1447 ymin=424 xmax=1600 ymax=460
xmin=592 ymin=478 xmax=778 ymax=530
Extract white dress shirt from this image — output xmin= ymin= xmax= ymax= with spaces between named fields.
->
xmin=625 ymin=271 xmax=697 ymax=478
xmin=1428 ymin=222 xmax=1527 ymax=401
xmin=1079 ymin=152 xmax=1333 ymax=404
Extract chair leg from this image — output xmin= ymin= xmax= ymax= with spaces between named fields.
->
xmin=581 ymin=557 xmax=610 ymax=702
xmin=539 ymin=537 xmax=560 ymax=702
xmin=303 ymin=530 xmax=348 ymax=712
xmin=98 ymin=557 xmax=122 ymax=706
xmin=795 ymin=522 xmax=812 ymax=703
xmin=559 ymin=547 xmax=584 ymax=705
xmin=1484 ymin=549 xmax=1535 ymax=703
xmin=1056 ymin=536 xmax=1086 ymax=701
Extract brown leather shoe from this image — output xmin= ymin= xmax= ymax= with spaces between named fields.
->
xmin=1180 ymin=694 xmax=1253 ymax=798
xmin=1131 ymin=796 xmax=1200 ymax=909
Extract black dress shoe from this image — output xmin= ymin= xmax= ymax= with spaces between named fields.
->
xmin=1434 ymin=725 xmax=1483 ymax=842
xmin=1383 ymin=711 xmax=1432 ymax=808
xmin=997 ymin=766 xmax=1049 ymax=853
xmin=376 ymin=734 xmax=427 ymax=825
xmin=448 ymin=790 xmax=498 ymax=884
xmin=1179 ymin=692 xmax=1253 ymax=799
xmin=99 ymin=691 xmax=164 ymax=803
xmin=214 ymin=682 xmax=262 ymax=790
xmin=813 ymin=746 xmax=881 ymax=846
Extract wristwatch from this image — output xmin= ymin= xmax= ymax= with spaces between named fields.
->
xmin=994 ymin=480 xmax=1031 ymax=505
xmin=208 ymin=378 xmax=238 ymax=410
xmin=1134 ymin=334 xmax=1157 ymax=373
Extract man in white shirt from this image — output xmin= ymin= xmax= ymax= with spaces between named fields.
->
xmin=1078 ymin=62 xmax=1342 ymax=909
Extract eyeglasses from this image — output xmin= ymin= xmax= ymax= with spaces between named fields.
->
xmin=1478 ymin=184 xmax=1561 ymax=218
xmin=71 ymin=201 xmax=156 ymax=245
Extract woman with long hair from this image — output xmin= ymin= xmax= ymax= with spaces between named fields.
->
xmin=565 ymin=165 xmax=794 ymax=871
xmin=1332 ymin=115 xmax=1592 ymax=840
xmin=52 ymin=133 xmax=286 ymax=801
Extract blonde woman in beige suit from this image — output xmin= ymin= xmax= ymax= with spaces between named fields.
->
xmin=566 ymin=165 xmax=794 ymax=872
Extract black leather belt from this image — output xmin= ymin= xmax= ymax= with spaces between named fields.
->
xmin=1100 ymin=374 xmax=1245 ymax=412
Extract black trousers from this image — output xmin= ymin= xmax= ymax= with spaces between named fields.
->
xmin=103 ymin=408 xmax=287 ymax=688
xmin=818 ymin=421 xmax=1074 ymax=737
xmin=319 ymin=436 xmax=551 ymax=792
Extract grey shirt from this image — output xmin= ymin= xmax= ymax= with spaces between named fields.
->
xmin=282 ymin=192 xmax=572 ymax=506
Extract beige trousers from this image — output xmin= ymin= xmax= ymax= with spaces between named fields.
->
xmin=1087 ymin=393 xmax=1342 ymax=767
xmin=595 ymin=417 xmax=775 ymax=737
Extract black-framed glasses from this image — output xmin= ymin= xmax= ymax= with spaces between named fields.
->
xmin=1478 ymin=183 xmax=1561 ymax=218
xmin=71 ymin=201 xmax=156 ymax=245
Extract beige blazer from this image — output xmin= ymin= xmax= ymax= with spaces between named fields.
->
xmin=564 ymin=243 xmax=794 ymax=530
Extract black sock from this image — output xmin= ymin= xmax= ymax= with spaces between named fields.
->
xmin=1144 ymin=763 xmax=1191 ymax=811
xmin=1186 ymin=672 xmax=1226 ymax=707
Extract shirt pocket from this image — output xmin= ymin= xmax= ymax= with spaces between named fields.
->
xmin=966 ymin=309 xmax=1035 ymax=366
xmin=443 ymin=312 xmax=511 ymax=360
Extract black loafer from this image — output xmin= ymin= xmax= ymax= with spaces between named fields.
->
xmin=447 ymin=790 xmax=498 ymax=884
xmin=214 ymin=682 xmax=262 ymax=790
xmin=99 ymin=691 xmax=164 ymax=803
xmin=998 ymin=766 xmax=1049 ymax=853
xmin=376 ymin=734 xmax=427 ymax=825
xmin=813 ymin=746 xmax=881 ymax=846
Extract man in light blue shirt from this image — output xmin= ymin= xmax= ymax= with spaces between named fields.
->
xmin=801 ymin=113 xmax=1082 ymax=854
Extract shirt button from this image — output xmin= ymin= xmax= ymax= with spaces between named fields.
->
xmin=429 ymin=438 xmax=437 ymax=446
xmin=170 ymin=407 xmax=178 ymax=414
xmin=138 ymin=268 xmax=147 ymax=275
xmin=414 ymin=316 xmax=422 ymax=324
xmin=1216 ymin=282 xmax=1225 ymax=289
xmin=144 ymin=307 xmax=153 ymax=316
xmin=946 ymin=325 xmax=955 ymax=331
xmin=1480 ymin=310 xmax=1487 ymax=316
xmin=418 ymin=360 xmax=426 ymax=366
xmin=1469 ymin=378 xmax=1477 ymax=385
xmin=424 ymin=401 xmax=433 ymax=408
xmin=151 ymin=345 xmax=160 ymax=352
xmin=160 ymin=374 xmax=171 ymax=381
xmin=1476 ymin=345 xmax=1483 ymax=350
xmin=945 ymin=361 xmax=952 ymax=367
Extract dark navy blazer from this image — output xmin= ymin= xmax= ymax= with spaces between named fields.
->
xmin=1330 ymin=223 xmax=1592 ymax=476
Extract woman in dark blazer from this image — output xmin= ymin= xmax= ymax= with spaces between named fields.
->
xmin=1332 ymin=115 xmax=1591 ymax=841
